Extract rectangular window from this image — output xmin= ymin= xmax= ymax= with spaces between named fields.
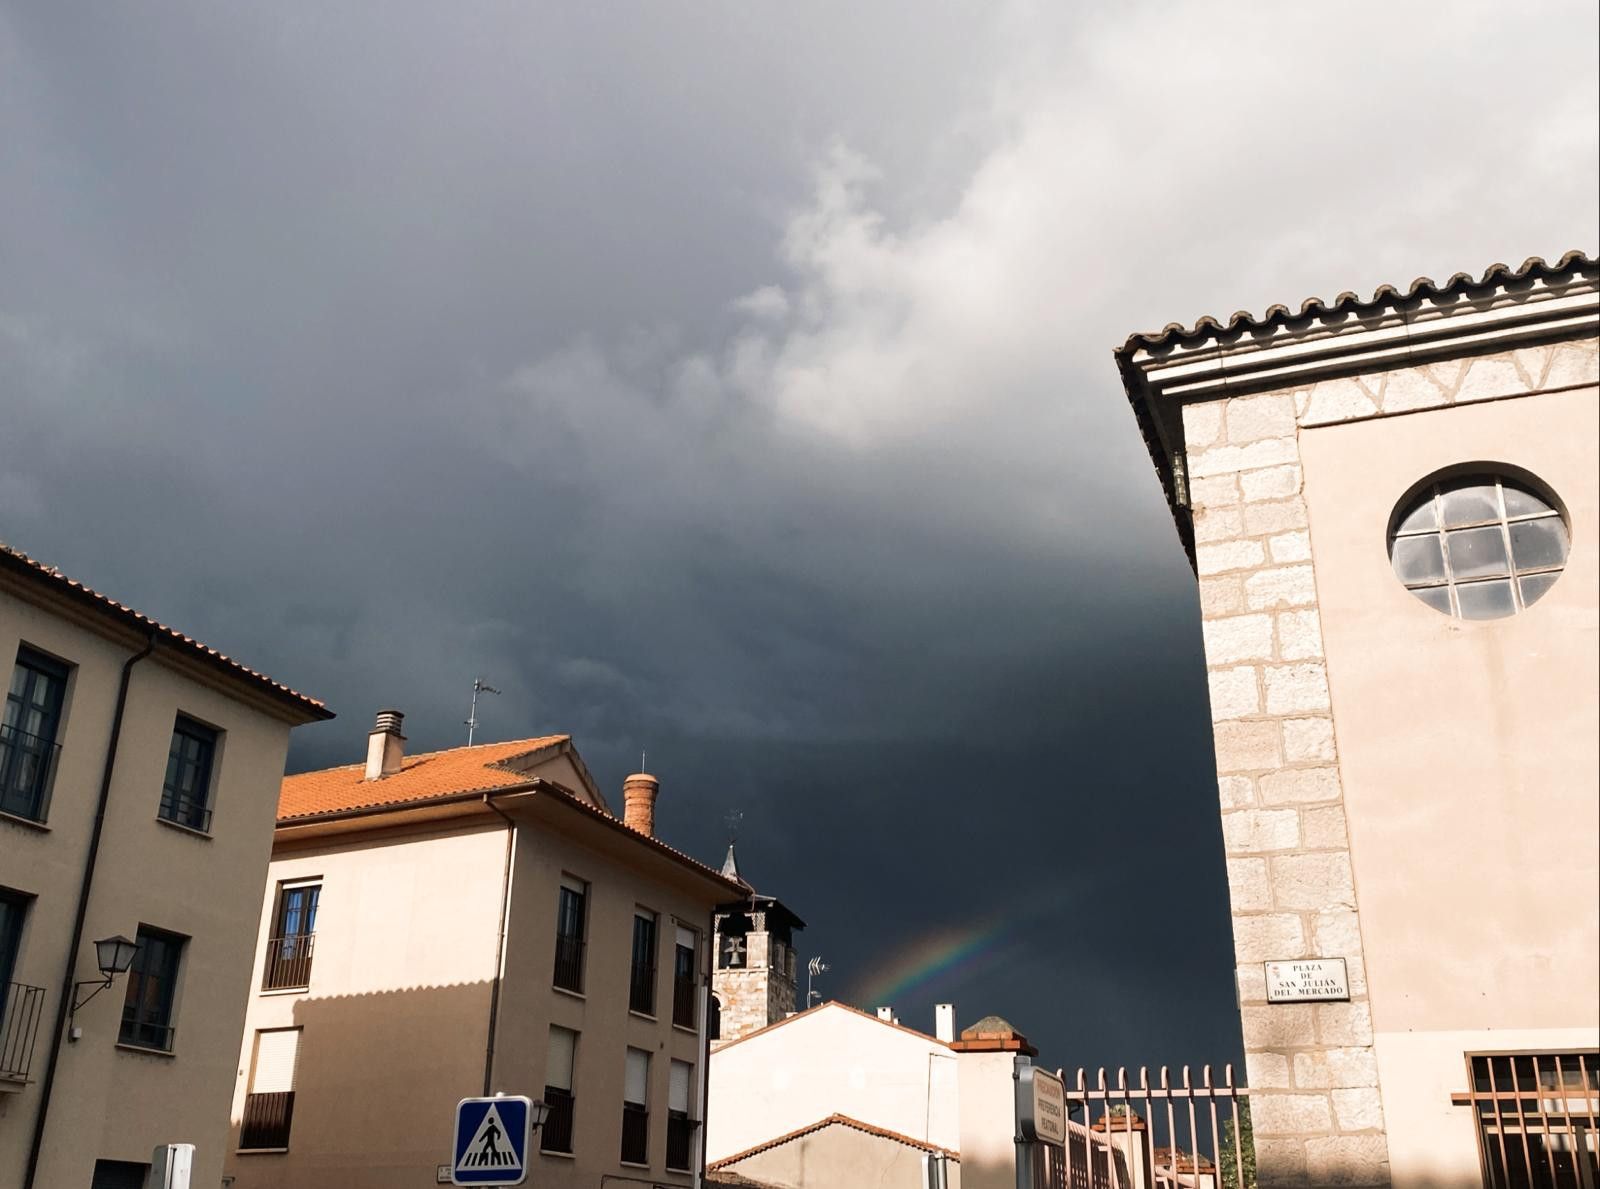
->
xmin=239 ymin=1028 xmax=300 ymax=1150
xmin=263 ymin=882 xmax=320 ymax=991
xmin=553 ymin=877 xmax=587 ymax=993
xmin=629 ymin=912 xmax=658 ymax=1016
xmin=541 ymin=1026 xmax=577 ymax=1155
xmin=666 ymin=1059 xmax=695 ymax=1172
xmin=2 ymin=647 xmax=69 ymax=823
xmin=159 ymin=715 xmax=219 ymax=833
xmin=1462 ymin=1050 xmax=1600 ymax=1189
xmin=119 ymin=926 xmax=185 ymax=1051
xmin=621 ymin=1047 xmax=650 ymax=1166
xmin=672 ymin=926 xmax=697 ymax=1030
xmin=1 ymin=888 xmax=45 ymax=1085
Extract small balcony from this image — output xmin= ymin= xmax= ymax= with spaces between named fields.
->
xmin=620 ymin=1103 xmax=649 ymax=1165
xmin=239 ymin=1090 xmax=296 ymax=1150
xmin=552 ymin=934 xmax=584 ymax=994
xmin=262 ymin=934 xmax=316 ymax=991
xmin=672 ymin=975 xmax=696 ymax=1030
xmin=628 ymin=963 xmax=656 ymax=1016
xmin=1 ymin=981 xmax=47 ymax=1087
xmin=0 ymin=724 xmax=61 ymax=824
xmin=666 ymin=1110 xmax=697 ymax=1173
xmin=541 ymin=1087 xmax=575 ymax=1154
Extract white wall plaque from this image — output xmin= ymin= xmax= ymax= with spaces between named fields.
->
xmin=1265 ymin=958 xmax=1349 ymax=1003
xmin=1016 ymin=1064 xmax=1067 ymax=1146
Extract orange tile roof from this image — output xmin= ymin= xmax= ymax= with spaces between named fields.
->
xmin=278 ymin=736 xmax=568 ymax=821
xmin=1 ymin=541 xmax=331 ymax=721
xmin=708 ymin=1114 xmax=959 ymax=1170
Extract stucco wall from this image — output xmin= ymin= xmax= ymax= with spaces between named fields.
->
xmin=717 ymin=1121 xmax=959 ymax=1189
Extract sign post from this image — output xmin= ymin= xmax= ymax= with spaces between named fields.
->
xmin=452 ymin=1096 xmax=532 ymax=1187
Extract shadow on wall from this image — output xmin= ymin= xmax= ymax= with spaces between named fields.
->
xmin=228 ymin=981 xmax=495 ymax=1189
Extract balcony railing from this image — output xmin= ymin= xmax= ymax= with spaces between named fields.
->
xmin=620 ymin=1103 xmax=649 ymax=1165
xmin=0 ymin=724 xmax=62 ymax=823
xmin=118 ymin=1016 xmax=175 ymax=1052
xmin=158 ymin=794 xmax=213 ymax=834
xmin=239 ymin=1090 xmax=296 ymax=1150
xmin=672 ymin=975 xmax=696 ymax=1030
xmin=666 ymin=1111 xmax=696 ymax=1172
xmin=1 ymin=981 xmax=46 ymax=1083
xmin=553 ymin=934 xmax=584 ymax=993
xmin=261 ymin=934 xmax=316 ymax=991
xmin=628 ymin=963 xmax=656 ymax=1016
xmin=541 ymin=1086 xmax=575 ymax=1154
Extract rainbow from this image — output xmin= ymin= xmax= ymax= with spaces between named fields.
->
xmin=858 ymin=917 xmax=1021 ymax=1008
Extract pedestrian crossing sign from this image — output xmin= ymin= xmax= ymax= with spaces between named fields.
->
xmin=452 ymin=1096 xmax=531 ymax=1186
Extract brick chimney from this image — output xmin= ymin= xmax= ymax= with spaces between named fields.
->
xmin=622 ymin=772 xmax=659 ymax=836
xmin=364 ymin=710 xmax=405 ymax=780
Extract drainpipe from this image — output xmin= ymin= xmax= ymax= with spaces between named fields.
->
xmin=24 ymin=630 xmax=157 ymax=1189
xmin=695 ymin=908 xmax=714 ymax=1189
xmin=481 ymin=794 xmax=517 ymax=1096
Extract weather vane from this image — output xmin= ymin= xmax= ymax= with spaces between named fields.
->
xmin=724 ymin=809 xmax=744 ymax=846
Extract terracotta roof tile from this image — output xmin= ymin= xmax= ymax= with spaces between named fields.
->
xmin=0 ymin=540 xmax=331 ymax=722
xmin=278 ymin=736 xmax=567 ymax=820
xmin=708 ymin=1113 xmax=959 ymax=1170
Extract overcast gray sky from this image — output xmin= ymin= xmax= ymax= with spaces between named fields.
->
xmin=4 ymin=2 xmax=1596 ymax=1070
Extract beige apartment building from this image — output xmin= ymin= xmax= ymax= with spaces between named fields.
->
xmin=0 ymin=542 xmax=333 ymax=1189
xmin=224 ymin=713 xmax=744 ymax=1188
xmin=1115 ymin=250 xmax=1599 ymax=1188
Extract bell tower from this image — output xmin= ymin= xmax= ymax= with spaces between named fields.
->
xmin=710 ymin=842 xmax=807 ymax=1047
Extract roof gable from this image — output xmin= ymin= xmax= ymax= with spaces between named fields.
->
xmin=712 ymin=1000 xmax=947 ymax=1055
xmin=709 ymin=1114 xmax=959 ymax=1169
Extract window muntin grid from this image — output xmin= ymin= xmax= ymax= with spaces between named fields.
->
xmin=1389 ymin=473 xmax=1568 ymax=620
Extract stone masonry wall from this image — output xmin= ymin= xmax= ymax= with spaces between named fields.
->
xmin=1179 ymin=337 xmax=1598 ymax=1188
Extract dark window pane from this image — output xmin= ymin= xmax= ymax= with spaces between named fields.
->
xmin=1411 ymin=586 xmax=1453 ymax=614
xmin=1394 ymin=495 xmax=1439 ymax=535
xmin=1456 ymin=579 xmax=1515 ymax=621
xmin=1508 ymin=518 xmax=1568 ymax=572
xmin=1392 ymin=535 xmax=1446 ymax=585
xmin=1445 ymin=526 xmax=1510 ymax=580
xmin=1500 ymin=482 xmax=1553 ymax=520
xmin=1440 ymin=481 xmax=1501 ymax=527
xmin=120 ymin=928 xmax=183 ymax=1050
xmin=1519 ymin=571 xmax=1560 ymax=608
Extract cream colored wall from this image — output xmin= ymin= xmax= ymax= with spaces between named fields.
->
xmin=953 ymin=1050 xmax=1017 ymax=1189
xmin=1298 ymin=385 xmax=1599 ymax=1188
xmin=1 ymin=589 xmax=298 ymax=1189
xmin=719 ymin=1122 xmax=959 ymax=1189
xmin=707 ymin=1004 xmax=960 ymax=1162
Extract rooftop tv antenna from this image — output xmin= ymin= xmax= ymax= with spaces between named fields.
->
xmin=806 ymin=955 xmax=830 ymax=1009
xmin=464 ymin=677 xmax=501 ymax=745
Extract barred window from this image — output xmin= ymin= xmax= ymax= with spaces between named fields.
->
xmin=1389 ymin=471 xmax=1568 ymax=620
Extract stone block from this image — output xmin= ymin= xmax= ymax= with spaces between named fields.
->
xmin=1241 ymin=464 xmax=1303 ymax=502
xmin=1241 ymin=1004 xmax=1314 ymax=1048
xmin=1276 ymin=609 xmax=1325 ymax=660
xmin=1265 ymin=663 xmax=1331 ymax=714
xmin=1197 ymin=539 xmax=1266 ymax=577
xmin=1233 ymin=913 xmax=1305 ymax=963
xmin=1331 ymin=1087 xmax=1385 ymax=1131
xmin=1272 ymin=852 xmax=1356 ymax=909
xmin=1202 ymin=613 xmax=1274 ymax=664
xmin=1251 ymin=1092 xmax=1333 ymax=1136
xmin=1301 ymin=805 xmax=1351 ymax=849
xmin=1270 ymin=530 xmax=1312 ymax=563
xmin=1243 ymin=498 xmax=1308 ymax=536
xmin=1190 ymin=473 xmax=1241 ymax=509
xmin=1199 ymin=574 xmax=1246 ymax=616
xmin=1226 ymin=393 xmax=1297 ymax=443
xmin=1380 ymin=366 xmax=1447 ymax=413
xmin=1246 ymin=1048 xmax=1293 ymax=1089
xmin=1317 ymin=1002 xmax=1373 ymax=1046
xmin=1259 ymin=767 xmax=1341 ymax=805
xmin=1223 ymin=809 xmax=1301 ymax=854
xmin=1217 ymin=775 xmax=1255 ymax=809
xmin=1236 ymin=962 xmax=1268 ymax=1003
xmin=1208 ymin=666 xmax=1260 ymax=721
xmin=1194 ymin=504 xmax=1244 ymax=543
xmin=1303 ymin=1135 xmax=1390 ymax=1186
xmin=1213 ymin=720 xmax=1282 ymax=773
xmin=1188 ymin=436 xmax=1300 ymax=479
xmin=1457 ymin=353 xmax=1531 ymax=403
xmin=1255 ymin=1138 xmax=1310 ymax=1183
xmin=1302 ymin=377 xmax=1378 ymax=425
xmin=1311 ymin=910 xmax=1363 ymax=957
xmin=1246 ymin=565 xmax=1317 ymax=610
xmin=1293 ymin=1046 xmax=1379 ymax=1089
xmin=1544 ymin=341 xmax=1599 ymax=388
xmin=1282 ymin=717 xmax=1336 ymax=763
xmin=1183 ymin=401 xmax=1224 ymax=449
xmin=1227 ymin=857 xmax=1272 ymax=910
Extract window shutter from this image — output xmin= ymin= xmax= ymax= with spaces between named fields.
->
xmin=624 ymin=1047 xmax=649 ymax=1105
xmin=675 ymin=925 xmax=695 ymax=952
xmin=669 ymin=1060 xmax=691 ymax=1113
xmin=546 ymin=1027 xmax=576 ymax=1091
xmin=252 ymin=1029 xmax=300 ymax=1093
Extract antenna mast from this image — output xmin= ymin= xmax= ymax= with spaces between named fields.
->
xmin=464 ymin=677 xmax=502 ymax=745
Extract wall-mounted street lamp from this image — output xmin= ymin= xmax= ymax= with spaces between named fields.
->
xmin=67 ymin=934 xmax=141 ymax=1041
xmin=529 ymin=1099 xmax=551 ymax=1134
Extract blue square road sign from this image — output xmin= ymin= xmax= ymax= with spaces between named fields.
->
xmin=453 ymin=1096 xmax=531 ymax=1186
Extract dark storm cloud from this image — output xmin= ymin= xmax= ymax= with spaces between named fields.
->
xmin=2 ymin=1 xmax=1596 ymax=1068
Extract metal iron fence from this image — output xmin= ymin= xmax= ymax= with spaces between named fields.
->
xmin=541 ymin=1087 xmax=575 ymax=1154
xmin=261 ymin=933 xmax=316 ymax=990
xmin=1 ymin=981 xmax=46 ymax=1083
xmin=1032 ymin=1065 xmax=1249 ymax=1189
xmin=239 ymin=1090 xmax=296 ymax=1150
xmin=666 ymin=1110 xmax=695 ymax=1172
xmin=1457 ymin=1051 xmax=1599 ymax=1189
xmin=553 ymin=935 xmax=584 ymax=994
xmin=0 ymin=723 xmax=60 ymax=823
xmin=620 ymin=1103 xmax=649 ymax=1165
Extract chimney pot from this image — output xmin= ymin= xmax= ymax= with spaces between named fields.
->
xmin=935 ymin=1003 xmax=955 ymax=1044
xmin=365 ymin=709 xmax=406 ymax=781
xmin=623 ymin=772 xmax=660 ymax=836
xmin=877 ymin=1006 xmax=894 ymax=1022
